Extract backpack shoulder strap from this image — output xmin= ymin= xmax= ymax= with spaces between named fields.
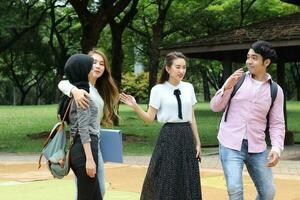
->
xmin=232 ymin=73 xmax=247 ymax=98
xmin=224 ymin=73 xmax=246 ymax=122
xmin=270 ymin=80 xmax=278 ymax=107
xmin=266 ymin=80 xmax=278 ymax=128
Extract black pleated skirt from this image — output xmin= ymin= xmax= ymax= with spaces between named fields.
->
xmin=140 ymin=122 xmax=202 ymax=200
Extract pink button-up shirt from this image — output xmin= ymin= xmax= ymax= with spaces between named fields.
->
xmin=210 ymin=72 xmax=285 ymax=155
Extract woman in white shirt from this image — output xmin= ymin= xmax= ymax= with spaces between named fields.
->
xmin=120 ymin=51 xmax=202 ymax=200
xmin=58 ymin=49 xmax=119 ymax=198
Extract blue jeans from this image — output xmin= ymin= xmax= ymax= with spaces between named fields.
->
xmin=98 ymin=135 xmax=106 ymax=197
xmin=219 ymin=140 xmax=275 ymax=200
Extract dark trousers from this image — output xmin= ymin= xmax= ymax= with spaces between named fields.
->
xmin=74 ymin=166 xmax=102 ymax=200
xmin=71 ymin=134 xmax=102 ymax=200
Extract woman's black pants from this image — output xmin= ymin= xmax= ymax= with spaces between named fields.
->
xmin=71 ymin=134 xmax=102 ymax=200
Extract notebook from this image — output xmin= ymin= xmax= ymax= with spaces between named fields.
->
xmin=100 ymin=129 xmax=123 ymax=163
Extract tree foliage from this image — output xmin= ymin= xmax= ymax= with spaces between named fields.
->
xmin=122 ymin=72 xmax=149 ymax=103
xmin=0 ymin=0 xmax=299 ymax=105
xmin=0 ymin=1 xmax=50 ymax=52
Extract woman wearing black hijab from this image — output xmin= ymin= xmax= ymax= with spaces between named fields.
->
xmin=61 ymin=54 xmax=102 ymax=200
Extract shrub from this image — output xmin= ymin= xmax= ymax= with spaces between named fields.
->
xmin=122 ymin=72 xmax=149 ymax=103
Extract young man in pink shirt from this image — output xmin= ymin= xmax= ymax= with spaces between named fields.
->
xmin=210 ymin=40 xmax=285 ymax=200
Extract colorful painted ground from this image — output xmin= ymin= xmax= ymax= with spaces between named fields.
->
xmin=1 ymin=163 xmax=300 ymax=200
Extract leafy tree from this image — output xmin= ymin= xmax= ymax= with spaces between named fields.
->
xmin=128 ymin=0 xmax=218 ymax=95
xmin=69 ymin=0 xmax=136 ymax=53
xmin=109 ymin=0 xmax=139 ymax=89
xmin=44 ymin=0 xmax=84 ymax=82
xmin=239 ymin=0 xmax=257 ymax=26
xmin=0 ymin=30 xmax=53 ymax=105
xmin=0 ymin=1 xmax=50 ymax=52
xmin=0 ymin=77 xmax=14 ymax=105
xmin=128 ymin=0 xmax=178 ymax=93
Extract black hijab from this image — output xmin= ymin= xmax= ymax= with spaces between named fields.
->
xmin=58 ymin=54 xmax=93 ymax=122
xmin=64 ymin=54 xmax=93 ymax=92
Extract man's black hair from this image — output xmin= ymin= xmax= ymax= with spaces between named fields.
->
xmin=251 ymin=40 xmax=277 ymax=65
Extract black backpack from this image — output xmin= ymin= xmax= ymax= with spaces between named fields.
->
xmin=224 ymin=73 xmax=278 ymax=129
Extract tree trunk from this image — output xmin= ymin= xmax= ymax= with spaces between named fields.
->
xmin=148 ymin=30 xmax=161 ymax=93
xmin=148 ymin=46 xmax=160 ymax=93
xmin=110 ymin=24 xmax=123 ymax=91
xmin=291 ymin=64 xmax=300 ymax=101
xmin=20 ymin=90 xmax=27 ymax=105
xmin=200 ymin=66 xmax=210 ymax=102
xmin=221 ymin=59 xmax=232 ymax=84
xmin=108 ymin=0 xmax=138 ymax=125
xmin=81 ymin=23 xmax=104 ymax=53
xmin=70 ymin=0 xmax=134 ymax=53
xmin=13 ymin=87 xmax=16 ymax=105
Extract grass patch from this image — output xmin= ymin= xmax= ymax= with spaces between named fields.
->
xmin=0 ymin=180 xmax=140 ymax=200
xmin=0 ymin=101 xmax=299 ymax=155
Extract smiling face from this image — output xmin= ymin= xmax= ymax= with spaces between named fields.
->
xmin=246 ymin=48 xmax=270 ymax=77
xmin=90 ymin=53 xmax=105 ymax=79
xmin=166 ymin=58 xmax=186 ymax=84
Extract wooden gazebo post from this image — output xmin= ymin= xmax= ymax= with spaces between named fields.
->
xmin=277 ymin=61 xmax=293 ymax=144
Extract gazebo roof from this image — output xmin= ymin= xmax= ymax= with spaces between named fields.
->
xmin=281 ymin=0 xmax=300 ymax=5
xmin=160 ymin=13 xmax=300 ymax=63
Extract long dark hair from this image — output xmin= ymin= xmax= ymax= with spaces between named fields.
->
xmin=158 ymin=51 xmax=187 ymax=84
xmin=88 ymin=49 xmax=119 ymax=127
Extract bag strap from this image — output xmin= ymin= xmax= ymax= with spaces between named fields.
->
xmin=61 ymin=98 xmax=73 ymax=123
xmin=223 ymin=74 xmax=278 ymax=129
xmin=265 ymin=80 xmax=278 ymax=129
xmin=38 ymin=99 xmax=73 ymax=169
xmin=223 ymin=73 xmax=246 ymax=122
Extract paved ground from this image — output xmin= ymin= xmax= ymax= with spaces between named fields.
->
xmin=122 ymin=145 xmax=300 ymax=176
xmin=1 ymin=145 xmax=299 ymax=175
xmin=0 ymin=145 xmax=300 ymax=199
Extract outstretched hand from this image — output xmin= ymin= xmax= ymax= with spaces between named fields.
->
xmin=224 ymin=68 xmax=244 ymax=90
xmin=119 ymin=93 xmax=137 ymax=108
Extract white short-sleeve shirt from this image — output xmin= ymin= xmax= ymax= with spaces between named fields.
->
xmin=149 ymin=81 xmax=197 ymax=123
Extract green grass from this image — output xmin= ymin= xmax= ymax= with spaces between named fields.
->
xmin=286 ymin=101 xmax=300 ymax=142
xmin=0 ymin=105 xmax=58 ymax=153
xmin=0 ymin=180 xmax=140 ymax=200
xmin=0 ymin=102 xmax=299 ymax=154
xmin=118 ymin=103 xmax=220 ymax=155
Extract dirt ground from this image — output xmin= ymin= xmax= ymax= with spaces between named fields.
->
xmin=1 ymin=162 xmax=300 ymax=200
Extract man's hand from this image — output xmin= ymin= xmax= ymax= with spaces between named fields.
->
xmin=224 ymin=68 xmax=244 ymax=90
xmin=267 ymin=151 xmax=279 ymax=167
xmin=71 ymin=87 xmax=90 ymax=108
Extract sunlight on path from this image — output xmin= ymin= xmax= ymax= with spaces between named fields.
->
xmin=0 ymin=180 xmax=139 ymax=200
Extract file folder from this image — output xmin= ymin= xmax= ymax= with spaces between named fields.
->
xmin=100 ymin=129 xmax=123 ymax=163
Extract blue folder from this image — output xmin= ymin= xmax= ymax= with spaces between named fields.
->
xmin=100 ymin=129 xmax=123 ymax=163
